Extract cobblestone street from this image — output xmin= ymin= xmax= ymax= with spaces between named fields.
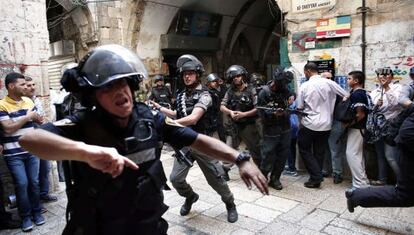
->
xmin=1 ymin=148 xmax=413 ymax=235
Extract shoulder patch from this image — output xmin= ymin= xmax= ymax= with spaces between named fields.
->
xmin=165 ymin=116 xmax=184 ymax=127
xmin=199 ymin=93 xmax=212 ymax=106
xmin=53 ymin=118 xmax=76 ymax=127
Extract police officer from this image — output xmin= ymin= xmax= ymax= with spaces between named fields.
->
xmin=346 ymin=105 xmax=414 ymax=212
xmin=249 ymin=73 xmax=266 ymax=93
xmin=19 ymin=45 xmax=268 ymax=235
xmin=149 ymin=74 xmax=174 ymax=109
xmin=206 ymin=73 xmax=226 ymax=142
xmin=220 ymin=65 xmax=262 ymax=167
xmin=257 ymin=68 xmax=293 ymax=190
xmin=151 ymin=55 xmax=254 ymax=223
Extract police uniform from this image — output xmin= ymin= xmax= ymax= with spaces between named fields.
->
xmin=257 ymin=85 xmax=291 ymax=185
xmin=43 ymin=103 xmax=198 ymax=235
xmin=170 ymin=84 xmax=234 ymax=205
xmin=149 ymin=86 xmax=173 ymax=108
xmin=347 ymin=106 xmax=414 ymax=208
xmin=221 ymin=85 xmax=261 ymax=164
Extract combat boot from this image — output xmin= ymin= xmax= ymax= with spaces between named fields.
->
xmin=180 ymin=193 xmax=199 ymax=216
xmin=225 ymin=202 xmax=238 ymax=223
xmin=269 ymin=175 xmax=283 ymax=190
xmin=345 ymin=188 xmax=356 ymax=213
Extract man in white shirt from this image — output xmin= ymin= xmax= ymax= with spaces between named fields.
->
xmin=297 ymin=62 xmax=348 ymax=188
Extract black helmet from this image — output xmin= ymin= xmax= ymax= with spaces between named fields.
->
xmin=375 ymin=67 xmax=393 ymax=76
xmin=154 ymin=74 xmax=164 ymax=82
xmin=272 ymin=66 xmax=293 ymax=83
xmin=225 ymin=65 xmax=248 ymax=82
xmin=61 ymin=44 xmax=147 ymax=107
xmin=249 ymin=73 xmax=265 ymax=86
xmin=206 ymin=73 xmax=220 ymax=83
xmin=176 ymin=54 xmax=204 ymax=76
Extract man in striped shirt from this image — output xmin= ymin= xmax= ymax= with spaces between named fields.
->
xmin=0 ymin=72 xmax=45 ymax=232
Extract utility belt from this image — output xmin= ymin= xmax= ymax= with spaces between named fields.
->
xmin=63 ymin=159 xmax=168 ymax=235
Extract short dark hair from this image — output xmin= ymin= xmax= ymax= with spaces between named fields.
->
xmin=304 ymin=62 xmax=319 ymax=72
xmin=5 ymin=72 xmax=25 ymax=89
xmin=25 ymin=76 xmax=33 ymax=82
xmin=348 ymin=71 xmax=365 ymax=85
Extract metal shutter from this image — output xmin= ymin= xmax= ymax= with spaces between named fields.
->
xmin=47 ymin=56 xmax=75 ymax=90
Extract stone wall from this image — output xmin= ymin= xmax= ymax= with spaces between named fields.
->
xmin=276 ymin=0 xmax=414 ymax=90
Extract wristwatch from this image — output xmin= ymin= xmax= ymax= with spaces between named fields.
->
xmin=235 ymin=151 xmax=251 ymax=166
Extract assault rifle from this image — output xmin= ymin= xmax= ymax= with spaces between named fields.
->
xmin=256 ymin=106 xmax=309 ymax=116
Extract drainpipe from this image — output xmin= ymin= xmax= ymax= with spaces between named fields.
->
xmin=360 ymin=0 xmax=368 ymax=77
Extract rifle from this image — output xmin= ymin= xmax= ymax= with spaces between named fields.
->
xmin=256 ymin=106 xmax=309 ymax=116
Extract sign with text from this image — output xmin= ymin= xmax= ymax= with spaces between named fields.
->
xmin=292 ymin=0 xmax=336 ymax=13
xmin=316 ymin=15 xmax=351 ymax=39
xmin=309 ymin=59 xmax=335 ymax=77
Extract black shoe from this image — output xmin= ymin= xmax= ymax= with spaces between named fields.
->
xmin=226 ymin=202 xmax=238 ymax=223
xmin=269 ymin=179 xmax=283 ymax=190
xmin=322 ymin=171 xmax=331 ymax=178
xmin=180 ymin=193 xmax=199 ymax=216
xmin=333 ymin=174 xmax=343 ymax=184
xmin=345 ymin=188 xmax=356 ymax=213
xmin=0 ymin=218 xmax=21 ymax=230
xmin=304 ymin=180 xmax=321 ymax=188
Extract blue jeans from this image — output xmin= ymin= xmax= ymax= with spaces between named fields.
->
xmin=328 ymin=120 xmax=346 ymax=176
xmin=374 ymin=138 xmax=400 ymax=182
xmin=4 ymin=154 xmax=41 ymax=218
xmin=39 ymin=159 xmax=50 ymax=197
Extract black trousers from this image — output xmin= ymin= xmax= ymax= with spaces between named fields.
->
xmin=298 ymin=126 xmax=330 ymax=182
xmin=351 ymin=146 xmax=414 ymax=208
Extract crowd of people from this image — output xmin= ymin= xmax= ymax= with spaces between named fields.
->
xmin=0 ymin=44 xmax=413 ymax=233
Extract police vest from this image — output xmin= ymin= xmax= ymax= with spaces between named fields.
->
xmin=151 ymin=87 xmax=172 ymax=107
xmin=176 ymin=86 xmax=218 ymax=134
xmin=63 ymin=103 xmax=167 ymax=234
xmin=227 ymin=86 xmax=256 ymax=124
xmin=259 ymin=85 xmax=290 ymax=129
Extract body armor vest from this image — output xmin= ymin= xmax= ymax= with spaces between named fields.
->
xmin=176 ymin=86 xmax=217 ymax=134
xmin=151 ymin=87 xmax=172 ymax=107
xmin=227 ymin=86 xmax=256 ymax=124
xmin=260 ymin=86 xmax=290 ymax=130
xmin=63 ymin=103 xmax=167 ymax=235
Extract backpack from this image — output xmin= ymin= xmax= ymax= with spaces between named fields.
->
xmin=364 ymin=93 xmax=389 ymax=144
xmin=334 ymin=98 xmax=354 ymax=123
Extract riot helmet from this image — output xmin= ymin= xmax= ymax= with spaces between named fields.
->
xmin=225 ymin=65 xmax=248 ymax=83
xmin=61 ymin=44 xmax=148 ymax=107
xmin=154 ymin=74 xmax=164 ymax=83
xmin=249 ymin=73 xmax=265 ymax=86
xmin=176 ymin=54 xmax=204 ymax=76
xmin=375 ymin=67 xmax=393 ymax=76
xmin=206 ymin=73 xmax=220 ymax=83
xmin=272 ymin=66 xmax=293 ymax=89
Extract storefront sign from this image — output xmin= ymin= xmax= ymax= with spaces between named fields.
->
xmin=292 ymin=0 xmax=336 ymax=13
xmin=316 ymin=15 xmax=351 ymax=39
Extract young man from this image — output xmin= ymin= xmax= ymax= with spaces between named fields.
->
xmin=296 ymin=62 xmax=348 ymax=188
xmin=20 ymin=46 xmax=268 ymax=234
xmin=345 ymin=71 xmax=370 ymax=189
xmin=25 ymin=77 xmax=58 ymax=203
xmin=0 ymin=72 xmax=45 ymax=231
xmin=152 ymin=55 xmax=248 ymax=223
xmin=370 ymin=68 xmax=402 ymax=185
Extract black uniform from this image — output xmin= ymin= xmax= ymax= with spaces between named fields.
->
xmin=149 ymin=87 xmax=173 ymax=108
xmin=43 ymin=103 xmax=198 ymax=235
xmin=257 ymin=86 xmax=291 ymax=183
xmin=348 ymin=106 xmax=414 ymax=208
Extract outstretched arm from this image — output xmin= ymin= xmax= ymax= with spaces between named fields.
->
xmin=191 ymin=134 xmax=269 ymax=195
xmin=19 ymin=129 xmax=138 ymax=177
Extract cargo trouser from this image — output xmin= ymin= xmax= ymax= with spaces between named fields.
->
xmin=170 ymin=149 xmax=234 ymax=204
